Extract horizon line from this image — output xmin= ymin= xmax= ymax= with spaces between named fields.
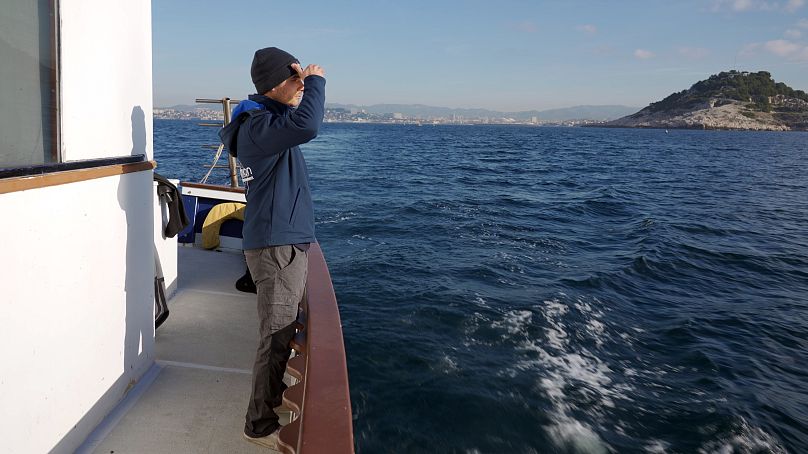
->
xmin=153 ymin=102 xmax=645 ymax=113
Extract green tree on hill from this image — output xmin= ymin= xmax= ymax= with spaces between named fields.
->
xmin=646 ymin=71 xmax=808 ymax=113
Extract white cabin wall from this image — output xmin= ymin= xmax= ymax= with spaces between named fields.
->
xmin=0 ymin=0 xmax=156 ymax=452
xmin=60 ymin=0 xmax=153 ymax=161
xmin=0 ymin=172 xmax=155 ymax=454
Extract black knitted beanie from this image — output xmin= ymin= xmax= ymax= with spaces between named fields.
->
xmin=251 ymin=47 xmax=300 ymax=94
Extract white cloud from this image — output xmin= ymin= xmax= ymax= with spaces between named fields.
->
xmin=710 ymin=0 xmax=805 ymax=11
xmin=799 ymin=18 xmax=808 ymax=28
xmin=785 ymin=28 xmax=803 ymax=38
xmin=764 ymin=39 xmax=802 ymax=55
xmin=752 ymin=39 xmax=808 ymax=60
xmin=732 ymin=0 xmax=771 ymax=11
xmin=786 ymin=0 xmax=806 ymax=12
xmin=678 ymin=47 xmax=710 ymax=59
xmin=576 ymin=24 xmax=598 ymax=34
xmin=634 ymin=49 xmax=655 ymax=59
xmin=733 ymin=0 xmax=758 ymax=10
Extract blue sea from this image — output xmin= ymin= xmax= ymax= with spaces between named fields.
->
xmin=155 ymin=120 xmax=808 ymax=453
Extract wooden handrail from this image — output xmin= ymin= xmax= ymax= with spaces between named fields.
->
xmin=279 ymin=243 xmax=354 ymax=454
xmin=0 ymin=160 xmax=156 ymax=195
xmin=180 ymin=181 xmax=245 ymax=194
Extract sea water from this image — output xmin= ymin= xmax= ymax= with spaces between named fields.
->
xmin=155 ymin=120 xmax=808 ymax=453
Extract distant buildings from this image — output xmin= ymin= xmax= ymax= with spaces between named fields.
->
xmin=152 ymin=107 xmax=601 ymax=127
xmin=153 ymin=108 xmax=223 ymax=121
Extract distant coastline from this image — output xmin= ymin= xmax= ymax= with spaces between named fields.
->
xmin=153 ymin=104 xmax=639 ymax=126
xmin=153 ymin=113 xmax=599 ymax=127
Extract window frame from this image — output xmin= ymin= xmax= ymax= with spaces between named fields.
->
xmin=0 ymin=0 xmax=156 ymax=194
xmin=50 ymin=0 xmax=61 ymax=164
xmin=0 ymin=0 xmax=61 ymax=172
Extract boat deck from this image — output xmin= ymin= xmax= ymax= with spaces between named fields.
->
xmin=79 ymin=247 xmax=287 ymax=453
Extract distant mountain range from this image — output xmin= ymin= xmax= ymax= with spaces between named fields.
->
xmin=157 ymin=103 xmax=640 ymax=122
xmin=325 ymin=103 xmax=639 ymax=121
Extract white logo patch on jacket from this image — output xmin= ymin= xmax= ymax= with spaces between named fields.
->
xmin=240 ymin=166 xmax=254 ymax=182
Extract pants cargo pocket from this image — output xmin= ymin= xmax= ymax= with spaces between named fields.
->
xmin=248 ymin=245 xmax=309 ymax=334
xmin=268 ymin=298 xmax=299 ymax=332
xmin=268 ymin=246 xmax=308 ymax=333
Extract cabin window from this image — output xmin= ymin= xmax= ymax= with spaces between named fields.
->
xmin=0 ymin=0 xmax=59 ymax=170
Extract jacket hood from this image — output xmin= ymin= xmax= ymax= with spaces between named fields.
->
xmin=218 ymin=99 xmax=265 ymax=157
xmin=248 ymin=94 xmax=290 ymax=115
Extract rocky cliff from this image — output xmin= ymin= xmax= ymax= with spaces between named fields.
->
xmin=604 ymin=71 xmax=808 ymax=131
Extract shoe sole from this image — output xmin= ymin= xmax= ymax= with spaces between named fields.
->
xmin=243 ymin=432 xmax=279 ymax=450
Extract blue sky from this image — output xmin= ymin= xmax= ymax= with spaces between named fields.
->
xmin=153 ymin=0 xmax=808 ymax=111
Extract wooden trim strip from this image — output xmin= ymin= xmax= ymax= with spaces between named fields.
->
xmin=279 ymin=419 xmax=301 ymax=453
xmin=181 ymin=181 xmax=245 ymax=194
xmin=0 ymin=161 xmax=156 ymax=195
xmin=282 ymin=383 xmax=304 ymax=414
xmin=0 ymin=154 xmax=146 ymax=179
xmin=279 ymin=243 xmax=355 ymax=454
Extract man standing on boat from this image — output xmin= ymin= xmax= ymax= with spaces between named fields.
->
xmin=219 ymin=46 xmax=325 ymax=450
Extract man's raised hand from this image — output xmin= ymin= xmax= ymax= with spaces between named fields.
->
xmin=301 ymin=64 xmax=325 ymax=78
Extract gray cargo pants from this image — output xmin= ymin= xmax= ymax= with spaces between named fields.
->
xmin=243 ymin=245 xmax=308 ymax=437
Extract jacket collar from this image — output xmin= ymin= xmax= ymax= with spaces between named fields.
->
xmin=248 ymin=94 xmax=290 ymax=115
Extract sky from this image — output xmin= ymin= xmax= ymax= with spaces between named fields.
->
xmin=152 ymin=0 xmax=808 ymax=111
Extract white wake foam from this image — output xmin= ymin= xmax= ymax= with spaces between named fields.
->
xmin=697 ymin=418 xmax=786 ymax=454
xmin=496 ymin=296 xmax=638 ymax=452
xmin=544 ymin=415 xmax=609 ymax=454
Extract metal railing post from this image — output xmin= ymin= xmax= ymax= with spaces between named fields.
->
xmin=222 ymin=98 xmax=239 ymax=188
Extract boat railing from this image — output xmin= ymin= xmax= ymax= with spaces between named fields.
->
xmin=195 ymin=97 xmax=241 ymax=188
xmin=280 ymin=243 xmax=355 ymax=454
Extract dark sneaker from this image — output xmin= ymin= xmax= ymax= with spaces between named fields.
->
xmin=243 ymin=429 xmax=280 ymax=450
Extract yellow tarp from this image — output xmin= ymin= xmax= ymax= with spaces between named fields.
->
xmin=201 ymin=202 xmax=246 ymax=249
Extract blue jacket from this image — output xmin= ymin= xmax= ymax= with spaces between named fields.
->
xmin=218 ymin=75 xmax=325 ymax=250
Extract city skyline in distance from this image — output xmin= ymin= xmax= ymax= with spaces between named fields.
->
xmin=153 ymin=0 xmax=808 ymax=111
xmin=154 ymin=102 xmax=641 ymax=122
